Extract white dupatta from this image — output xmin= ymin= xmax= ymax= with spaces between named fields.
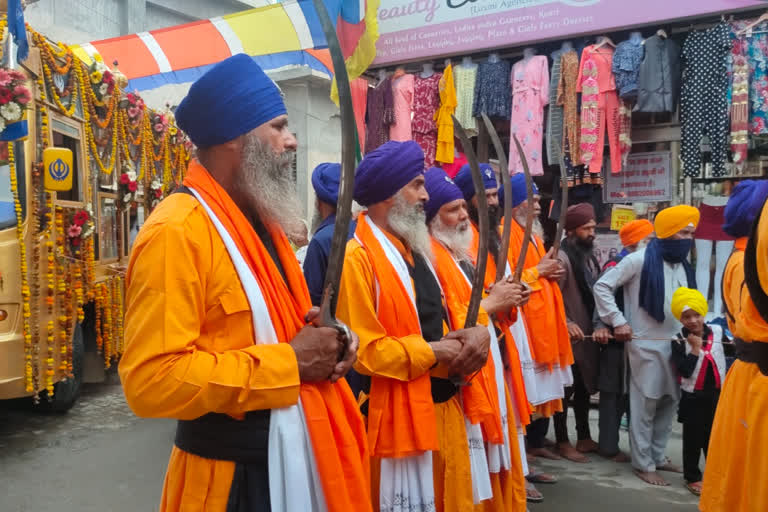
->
xmin=190 ymin=188 xmax=327 ymax=512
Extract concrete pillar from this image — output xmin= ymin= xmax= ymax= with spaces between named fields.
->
xmin=122 ymin=0 xmax=146 ymax=35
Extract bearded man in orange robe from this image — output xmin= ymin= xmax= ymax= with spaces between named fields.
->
xmin=119 ymin=54 xmax=370 ymax=512
xmin=336 ymin=141 xmax=492 ymax=512
xmin=700 ymin=181 xmax=768 ymax=508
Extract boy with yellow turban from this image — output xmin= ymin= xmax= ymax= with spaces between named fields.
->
xmin=594 ymin=205 xmax=699 ymax=487
xmin=669 ymin=288 xmax=727 ymax=496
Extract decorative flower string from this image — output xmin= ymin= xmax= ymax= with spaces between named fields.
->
xmin=94 ymin=283 xmax=102 ymax=352
xmin=55 ymin=206 xmax=68 ymax=377
xmin=10 ymin=142 xmax=35 ymax=393
xmin=102 ymin=281 xmax=112 ymax=368
xmin=113 ymin=277 xmax=124 ymax=356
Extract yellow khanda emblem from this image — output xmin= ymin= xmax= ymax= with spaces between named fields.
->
xmin=43 ymin=147 xmax=73 ymax=192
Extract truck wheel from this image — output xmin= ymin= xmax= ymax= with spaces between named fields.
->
xmin=35 ymin=323 xmax=84 ymax=413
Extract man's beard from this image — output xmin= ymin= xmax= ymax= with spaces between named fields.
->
xmin=576 ymin=236 xmax=595 ymax=250
xmin=236 ymin=133 xmax=303 ymax=239
xmin=430 ymin=216 xmax=472 ymax=261
xmin=468 ymin=203 xmax=501 ymax=262
xmin=388 ymin=191 xmax=432 ymax=261
xmin=514 ymin=207 xmax=544 ymax=240
xmin=310 ymin=209 xmax=324 ymax=233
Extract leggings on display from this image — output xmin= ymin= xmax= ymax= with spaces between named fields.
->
xmin=695 ymin=239 xmax=734 ymax=316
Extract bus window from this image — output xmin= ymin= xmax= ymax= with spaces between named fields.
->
xmin=0 ymin=141 xmax=26 ymax=229
xmin=97 ymin=194 xmax=119 ymax=261
xmin=50 ymin=116 xmax=84 ymax=204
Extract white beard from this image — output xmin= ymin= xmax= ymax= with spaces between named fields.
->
xmin=430 ymin=216 xmax=472 ymax=262
xmin=388 ymin=191 xmax=432 ymax=261
xmin=237 ymin=132 xmax=303 ymax=240
xmin=514 ymin=209 xmax=544 ymax=240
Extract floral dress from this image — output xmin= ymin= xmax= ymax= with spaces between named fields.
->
xmin=748 ymin=23 xmax=768 ymax=135
xmin=508 ymin=56 xmax=549 ymax=176
xmin=412 ymin=73 xmax=442 ymax=168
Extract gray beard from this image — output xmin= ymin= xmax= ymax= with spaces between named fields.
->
xmin=514 ymin=209 xmax=544 ymax=240
xmin=388 ymin=192 xmax=432 ymax=261
xmin=430 ymin=216 xmax=472 ymax=262
xmin=236 ymin=133 xmax=303 ymax=240
xmin=310 ymin=209 xmax=324 ymax=234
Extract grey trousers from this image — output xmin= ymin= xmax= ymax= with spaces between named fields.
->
xmin=629 ymin=377 xmax=679 ymax=472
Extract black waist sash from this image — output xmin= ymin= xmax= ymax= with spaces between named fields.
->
xmin=431 ymin=377 xmax=458 ymax=404
xmin=175 ymin=410 xmax=270 ymax=464
xmin=735 ymin=338 xmax=768 ymax=377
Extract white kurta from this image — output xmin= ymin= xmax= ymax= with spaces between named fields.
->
xmin=593 ymin=248 xmax=686 ymax=401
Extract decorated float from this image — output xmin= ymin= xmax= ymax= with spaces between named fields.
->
xmin=0 ymin=14 xmax=191 ymax=410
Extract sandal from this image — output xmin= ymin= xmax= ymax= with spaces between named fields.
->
xmin=526 ymin=481 xmax=543 ymax=503
xmin=526 ymin=470 xmax=558 ymax=484
xmin=686 ymin=481 xmax=702 ymax=496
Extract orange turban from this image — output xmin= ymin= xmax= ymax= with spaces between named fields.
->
xmin=619 ymin=219 xmax=654 ymax=247
xmin=654 ymin=205 xmax=700 ymax=239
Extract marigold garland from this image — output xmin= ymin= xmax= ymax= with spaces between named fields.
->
xmin=102 ymin=282 xmax=112 ymax=368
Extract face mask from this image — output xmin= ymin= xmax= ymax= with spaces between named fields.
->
xmin=659 ymin=238 xmax=693 ymax=263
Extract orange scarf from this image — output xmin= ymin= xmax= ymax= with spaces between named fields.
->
xmin=430 ymin=237 xmax=503 ymax=444
xmin=469 ymin=224 xmax=532 ymax=425
xmin=507 ymin=221 xmax=573 ymax=370
xmin=354 ymin=212 xmax=439 ymax=457
xmin=183 ymin=161 xmax=371 ymax=512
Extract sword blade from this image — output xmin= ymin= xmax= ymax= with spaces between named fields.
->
xmin=481 ymin=114 xmax=511 ymax=284
xmin=453 ymin=115 xmax=488 ymax=329
xmin=312 ymin=0 xmax=356 ymax=326
xmin=552 ymin=155 xmax=569 ymax=256
xmin=511 ymin=134 xmax=535 ymax=283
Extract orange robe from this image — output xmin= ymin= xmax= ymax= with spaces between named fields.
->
xmin=701 ymin=235 xmax=768 ymax=511
xmin=119 ymin=162 xmax=370 ymax=512
xmin=460 ymin=230 xmax=528 ymax=512
xmin=506 ymin=221 xmax=572 ymax=417
xmin=337 ymin=213 xmax=473 ymax=512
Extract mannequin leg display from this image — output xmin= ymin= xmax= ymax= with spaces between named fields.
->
xmin=695 ymin=239 xmax=713 ymax=307
xmin=712 ymin=240 xmax=735 ymax=317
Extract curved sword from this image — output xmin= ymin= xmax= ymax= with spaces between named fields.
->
xmin=480 ymin=114 xmax=511 ymax=284
xmin=453 ymin=115 xmax=488 ymax=329
xmin=511 ymin=134 xmax=535 ymax=283
xmin=311 ymin=0 xmax=355 ymax=353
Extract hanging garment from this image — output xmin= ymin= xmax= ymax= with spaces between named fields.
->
xmin=748 ymin=23 xmax=768 ymax=134
xmin=508 ymin=56 xmax=549 ymax=176
xmin=413 ymin=73 xmax=442 ymax=168
xmin=681 ymin=22 xmax=731 ymax=178
xmin=731 ymin=33 xmax=749 ymax=167
xmin=612 ymin=38 xmax=644 ymax=100
xmin=389 ymin=73 xmax=415 ymax=141
xmin=577 ymin=45 xmax=622 ymax=177
xmin=546 ymin=49 xmax=565 ymax=167
xmin=453 ymin=63 xmax=479 ymax=135
xmin=635 ymin=36 xmax=681 ymax=113
xmin=365 ymin=77 xmax=395 ymax=154
xmin=351 ymin=78 xmax=369 ymax=153
xmin=557 ymin=50 xmax=583 ymax=186
xmin=472 ymin=58 xmax=511 ymax=120
xmin=619 ymin=100 xmax=632 ymax=166
xmin=436 ymin=65 xmax=457 ymax=165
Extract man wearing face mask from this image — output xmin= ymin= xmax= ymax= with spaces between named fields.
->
xmin=554 ymin=204 xmax=612 ymax=462
xmin=594 ymin=205 xmax=700 ymax=487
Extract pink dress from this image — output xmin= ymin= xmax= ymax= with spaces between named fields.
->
xmin=413 ymin=73 xmax=442 ymax=168
xmin=508 ymin=56 xmax=549 ymax=176
xmin=389 ymin=73 xmax=415 ymax=141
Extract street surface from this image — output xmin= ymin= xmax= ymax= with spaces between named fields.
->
xmin=0 ymin=383 xmax=700 ymax=511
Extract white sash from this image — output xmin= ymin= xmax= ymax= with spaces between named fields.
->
xmin=189 ymin=188 xmax=327 ymax=512
xmin=358 ymin=215 xmax=436 ymax=512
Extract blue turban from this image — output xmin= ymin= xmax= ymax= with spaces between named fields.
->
xmin=424 ymin=168 xmax=464 ymax=223
xmin=354 ymin=141 xmax=425 ymax=206
xmin=453 ymin=163 xmax=498 ymax=201
xmin=724 ymin=180 xmax=768 ymax=238
xmin=509 ymin=172 xmax=540 ymax=208
xmin=175 ymin=54 xmax=286 ymax=148
xmin=311 ymin=163 xmax=341 ymax=206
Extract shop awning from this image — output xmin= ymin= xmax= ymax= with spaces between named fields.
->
xmin=70 ymin=0 xmax=378 ymax=95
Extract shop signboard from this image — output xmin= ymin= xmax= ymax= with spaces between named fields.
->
xmin=374 ymin=0 xmax=764 ymax=64
xmin=603 ymin=151 xmax=673 ymax=204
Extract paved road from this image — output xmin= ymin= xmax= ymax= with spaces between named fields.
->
xmin=0 ymin=384 xmax=701 ymax=511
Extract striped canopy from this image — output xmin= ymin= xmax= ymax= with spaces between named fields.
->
xmin=71 ymin=0 xmax=378 ymax=95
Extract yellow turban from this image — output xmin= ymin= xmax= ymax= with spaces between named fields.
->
xmin=671 ymin=287 xmax=708 ymax=320
xmin=654 ymin=205 xmax=700 ymax=239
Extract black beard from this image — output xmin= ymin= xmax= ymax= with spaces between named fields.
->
xmin=469 ymin=203 xmax=502 ymax=263
xmin=576 ymin=236 xmax=595 ymax=250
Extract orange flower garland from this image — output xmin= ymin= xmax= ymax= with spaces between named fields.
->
xmin=102 ymin=282 xmax=112 ymax=368
xmin=94 ymin=283 xmax=102 ymax=351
